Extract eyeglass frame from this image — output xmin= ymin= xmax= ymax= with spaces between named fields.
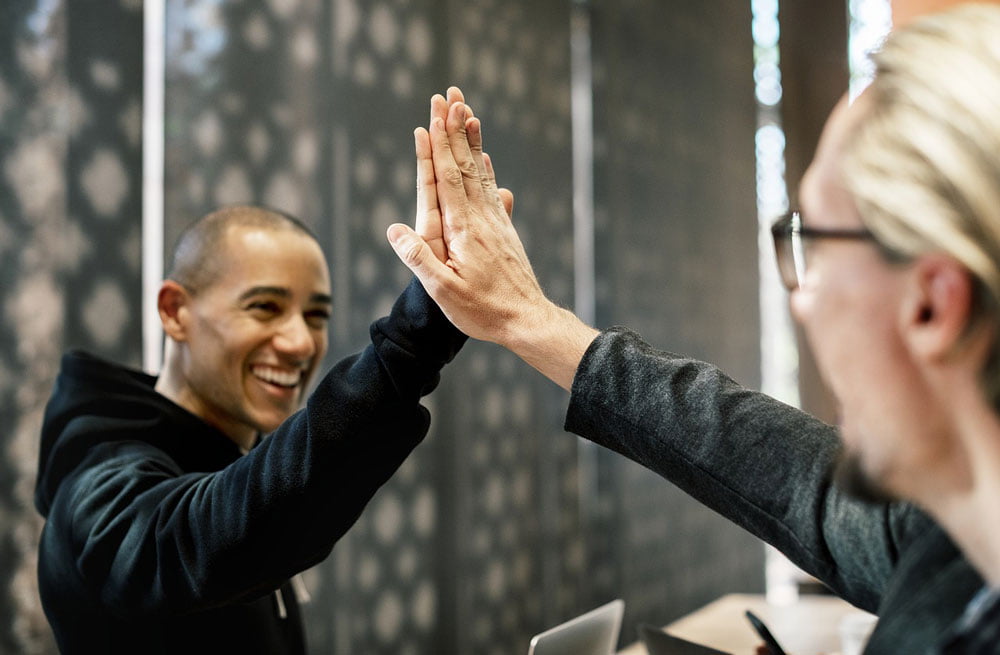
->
xmin=770 ymin=210 xmax=876 ymax=291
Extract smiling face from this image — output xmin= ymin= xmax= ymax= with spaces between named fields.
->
xmin=169 ymin=224 xmax=332 ymax=445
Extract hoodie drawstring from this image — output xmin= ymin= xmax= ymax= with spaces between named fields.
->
xmin=274 ymin=573 xmax=310 ymax=619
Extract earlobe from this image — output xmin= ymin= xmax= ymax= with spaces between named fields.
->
xmin=904 ymin=256 xmax=973 ymax=361
xmin=158 ymin=281 xmax=190 ymax=342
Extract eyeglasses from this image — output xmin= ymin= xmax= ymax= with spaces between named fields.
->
xmin=770 ymin=211 xmax=875 ymax=291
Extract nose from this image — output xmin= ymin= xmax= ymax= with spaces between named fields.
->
xmin=273 ymin=314 xmax=316 ymax=361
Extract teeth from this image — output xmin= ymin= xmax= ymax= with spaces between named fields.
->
xmin=252 ymin=366 xmax=301 ymax=388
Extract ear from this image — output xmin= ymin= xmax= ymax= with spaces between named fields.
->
xmin=902 ymin=255 xmax=975 ymax=362
xmin=158 ymin=280 xmax=191 ymax=343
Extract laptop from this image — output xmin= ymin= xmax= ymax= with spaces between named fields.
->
xmin=527 ymin=599 xmax=625 ymax=655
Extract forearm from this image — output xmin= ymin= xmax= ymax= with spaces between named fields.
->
xmin=565 ymin=328 xmax=912 ymax=609
xmin=369 ymin=276 xmax=468 ymax=399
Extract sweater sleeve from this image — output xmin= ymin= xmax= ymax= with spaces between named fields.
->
xmin=564 ymin=327 xmax=929 ymax=612
xmin=54 ymin=278 xmax=465 ymax=616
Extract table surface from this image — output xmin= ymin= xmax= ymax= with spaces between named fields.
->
xmin=617 ymin=593 xmax=875 ymax=655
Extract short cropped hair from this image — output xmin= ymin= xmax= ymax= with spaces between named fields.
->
xmin=840 ymin=4 xmax=1000 ymax=409
xmin=167 ymin=205 xmax=319 ymax=294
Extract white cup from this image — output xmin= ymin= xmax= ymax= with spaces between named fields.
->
xmin=839 ymin=611 xmax=877 ymax=655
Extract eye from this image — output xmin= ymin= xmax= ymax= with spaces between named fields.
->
xmin=246 ymin=300 xmax=281 ymax=318
xmin=305 ymin=308 xmax=331 ymax=329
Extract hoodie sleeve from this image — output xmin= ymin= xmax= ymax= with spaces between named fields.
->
xmin=42 ymin=278 xmax=465 ymax=616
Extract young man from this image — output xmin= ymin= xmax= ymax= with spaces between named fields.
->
xmin=387 ymin=6 xmax=1000 ymax=652
xmin=35 ymin=205 xmax=466 ymax=653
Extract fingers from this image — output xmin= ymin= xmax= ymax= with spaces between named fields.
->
xmin=465 ymin=115 xmax=492 ymax=194
xmin=482 ymin=150 xmax=507 ymax=208
xmin=423 ymin=86 xmax=509 ymax=236
xmin=429 ymin=114 xmax=472 ymax=234
xmin=432 ymin=87 xmax=467 ymax=131
xmin=415 ymin=128 xmax=435 ymax=214
xmin=498 ymin=188 xmax=514 ymax=219
xmin=431 ymin=93 xmax=449 ymax=130
xmin=414 ymin=127 xmax=447 ymax=263
xmin=445 ymin=102 xmax=487 ymax=207
xmin=454 ymin=91 xmax=488 ymax=183
xmin=437 ymin=87 xmax=491 ymax=202
xmin=481 ymin=151 xmax=514 ymax=220
xmin=446 ymin=86 xmax=465 ymax=108
xmin=438 ymin=88 xmax=484 ymax=182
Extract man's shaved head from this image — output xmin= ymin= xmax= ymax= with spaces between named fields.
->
xmin=167 ymin=205 xmax=319 ymax=294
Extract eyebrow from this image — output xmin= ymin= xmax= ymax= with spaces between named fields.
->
xmin=238 ymin=286 xmax=332 ymax=305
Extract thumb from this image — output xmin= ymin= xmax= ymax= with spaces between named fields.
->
xmin=387 ymin=223 xmax=448 ymax=282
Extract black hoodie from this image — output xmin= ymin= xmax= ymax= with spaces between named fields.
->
xmin=35 ymin=279 xmax=465 ymax=654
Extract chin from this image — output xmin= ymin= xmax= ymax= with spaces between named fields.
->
xmin=832 ymin=447 xmax=898 ymax=505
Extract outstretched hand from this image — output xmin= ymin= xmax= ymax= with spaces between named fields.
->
xmin=389 ymin=87 xmax=598 ymax=390
xmin=412 ymin=88 xmax=514 ymax=265
xmin=388 ymin=89 xmax=546 ymax=347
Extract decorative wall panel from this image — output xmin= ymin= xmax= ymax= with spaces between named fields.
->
xmin=438 ymin=4 xmax=582 ymax=652
xmin=591 ymin=0 xmax=766 ymax=631
xmin=0 ymin=1 xmax=142 ymax=652
xmin=2 ymin=1 xmax=766 ymax=653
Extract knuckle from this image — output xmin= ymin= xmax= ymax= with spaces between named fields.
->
xmin=443 ymin=165 xmax=465 ymax=187
xmin=459 ymin=159 xmax=479 ymax=178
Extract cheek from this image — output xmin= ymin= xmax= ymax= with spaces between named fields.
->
xmin=312 ymin=331 xmax=328 ymax=361
xmin=301 ymin=332 xmax=328 ymax=384
xmin=790 ymin=283 xmax=849 ymax=369
xmin=792 ymin=279 xmax=902 ymax=403
xmin=788 ymin=289 xmax=811 ymax=327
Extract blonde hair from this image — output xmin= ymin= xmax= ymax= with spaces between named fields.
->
xmin=840 ymin=3 xmax=1000 ymax=406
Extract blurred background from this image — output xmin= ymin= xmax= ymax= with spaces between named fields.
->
xmin=1 ymin=0 xmax=897 ymax=653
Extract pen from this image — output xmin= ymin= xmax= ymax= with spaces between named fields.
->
xmin=745 ymin=610 xmax=789 ymax=655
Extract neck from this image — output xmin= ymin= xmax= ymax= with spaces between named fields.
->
xmin=931 ymin=472 xmax=1000 ymax=587
xmin=919 ymin=391 xmax=1000 ymax=586
xmin=155 ymin=342 xmax=256 ymax=452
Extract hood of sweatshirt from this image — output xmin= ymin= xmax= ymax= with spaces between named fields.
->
xmin=35 ymin=350 xmax=243 ymax=517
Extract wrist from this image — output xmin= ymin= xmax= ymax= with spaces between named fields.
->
xmin=501 ymin=301 xmax=599 ymax=391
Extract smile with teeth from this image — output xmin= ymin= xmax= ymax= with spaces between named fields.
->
xmin=251 ymin=365 xmax=302 ymax=389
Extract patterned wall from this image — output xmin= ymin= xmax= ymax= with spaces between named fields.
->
xmin=591 ymin=0 xmax=766 ymax=633
xmin=436 ymin=4 xmax=586 ymax=653
xmin=1 ymin=1 xmax=763 ymax=653
xmin=0 ymin=1 xmax=142 ymax=653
